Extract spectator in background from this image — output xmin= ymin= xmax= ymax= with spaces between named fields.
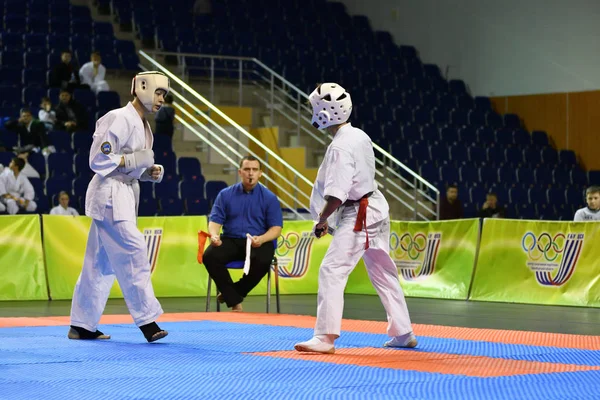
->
xmin=55 ymin=89 xmax=88 ymax=133
xmin=79 ymin=52 xmax=110 ymax=95
xmin=16 ymin=146 xmax=40 ymax=179
xmin=5 ymin=108 xmax=49 ymax=151
xmin=439 ymin=184 xmax=463 ymax=220
xmin=50 ymin=50 xmax=81 ymax=91
xmin=478 ymin=192 xmax=505 ymax=218
xmin=50 ymin=191 xmax=79 ymax=216
xmin=154 ymin=94 xmax=175 ymax=138
xmin=39 ymin=97 xmax=57 ymax=131
xmin=0 ymin=157 xmax=37 ymax=214
xmin=574 ymin=186 xmax=600 ymax=221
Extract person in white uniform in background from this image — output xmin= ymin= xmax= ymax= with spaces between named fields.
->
xmin=574 ymin=186 xmax=600 ymax=221
xmin=294 ymin=83 xmax=417 ymax=354
xmin=69 ymin=71 xmax=169 ymax=342
xmin=50 ymin=191 xmax=79 ymax=216
xmin=0 ymin=157 xmax=37 ymax=214
xmin=79 ymin=52 xmax=110 ymax=95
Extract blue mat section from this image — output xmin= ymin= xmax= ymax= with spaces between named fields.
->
xmin=1 ymin=321 xmax=600 ymax=400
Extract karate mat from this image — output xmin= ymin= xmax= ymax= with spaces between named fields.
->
xmin=1 ymin=313 xmax=600 ymax=399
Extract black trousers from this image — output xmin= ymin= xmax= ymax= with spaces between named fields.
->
xmin=203 ymin=237 xmax=275 ymax=307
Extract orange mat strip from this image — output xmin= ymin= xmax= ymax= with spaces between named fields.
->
xmin=1 ymin=312 xmax=599 ymax=350
xmin=249 ymin=348 xmax=600 ymax=377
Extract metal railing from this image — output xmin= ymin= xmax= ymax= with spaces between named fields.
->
xmin=140 ymin=50 xmax=440 ymax=220
xmin=139 ymin=51 xmax=313 ymax=220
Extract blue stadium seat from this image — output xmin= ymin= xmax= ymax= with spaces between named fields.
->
xmin=45 ymin=176 xmax=73 ymax=198
xmin=505 ymin=147 xmax=522 ymax=166
xmin=552 ymin=168 xmax=570 ymax=186
xmin=479 ymin=166 xmax=497 ymax=184
xmin=154 ymin=176 xmax=179 ymax=200
xmin=421 ymin=126 xmax=439 ymax=143
xmin=440 ymin=165 xmax=459 ymax=184
xmin=494 ymin=128 xmax=513 ymax=147
xmin=541 ymin=148 xmax=558 ymax=165
xmin=459 ymin=165 xmax=478 ymax=184
xmin=410 ymin=142 xmax=429 ymax=161
xmin=47 ymin=152 xmax=74 ymax=177
xmin=566 ymin=187 xmax=584 ymax=205
xmin=534 ymin=167 xmax=553 ymax=185
xmin=0 ymin=151 xmax=16 ymax=167
xmin=48 ymin=130 xmax=72 ymax=153
xmin=547 ymin=188 xmax=565 ymax=205
xmin=73 ymin=176 xmax=89 ymax=199
xmin=516 ymin=203 xmax=537 ymax=219
xmin=153 ymin=134 xmax=172 ymax=151
xmin=178 ymin=157 xmax=202 ymax=180
xmin=0 ymin=131 xmax=18 ymax=149
xmin=72 ymin=132 xmax=93 ymax=153
xmin=439 ymin=126 xmax=459 ymax=144
xmin=559 ymin=150 xmax=577 ymax=167
xmin=429 ymin=143 xmax=448 ymax=161
xmin=73 ymin=89 xmax=96 ymax=112
xmin=180 ymin=177 xmax=205 ymax=199
xmin=476 ymin=127 xmax=495 ymax=145
xmin=487 ymin=146 xmax=504 ymax=165
xmin=185 ymin=197 xmax=209 ymax=215
xmin=513 ymin=129 xmax=531 ymax=146
xmin=22 ymin=86 xmax=46 ymax=106
xmin=474 ymin=97 xmax=492 ymax=111
xmin=449 ymin=145 xmax=469 ymax=165
xmin=589 ymin=170 xmax=600 ymax=184
xmin=498 ymin=165 xmax=516 ymax=183
xmin=468 ymin=146 xmax=486 ymax=164
xmin=22 ymin=69 xmax=47 ymax=86
xmin=509 ymin=186 xmax=527 ymax=204
xmin=96 ymin=91 xmax=121 ymax=110
xmin=503 ymin=113 xmax=520 ymax=129
xmin=469 ymin=186 xmax=485 ymax=204
xmin=419 ymin=163 xmax=439 ymax=182
xmin=528 ymin=187 xmax=546 ymax=203
xmin=571 ymin=168 xmax=588 ymax=186
xmin=28 ymin=152 xmax=46 ymax=177
xmin=159 ymin=197 xmax=183 ymax=216
xmin=537 ymin=203 xmax=557 ymax=220
xmin=139 ymin=181 xmax=153 ymax=199
xmin=532 ymin=131 xmax=549 ymax=148
xmin=205 ymin=180 xmax=228 ymax=207
xmin=523 ymin=148 xmax=542 ymax=168
xmin=138 ymin=196 xmax=157 ymax=216
xmin=155 ymin=150 xmax=177 ymax=173
xmin=459 ymin=127 xmax=476 ymax=144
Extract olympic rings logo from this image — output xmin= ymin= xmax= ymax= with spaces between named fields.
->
xmin=390 ymin=232 xmax=427 ymax=260
xmin=276 ymin=232 xmax=301 ymax=257
xmin=521 ymin=232 xmax=566 ymax=262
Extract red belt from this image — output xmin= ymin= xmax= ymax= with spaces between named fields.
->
xmin=353 ymin=198 xmax=369 ymax=250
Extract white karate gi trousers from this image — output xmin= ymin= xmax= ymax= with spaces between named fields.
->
xmin=314 ymin=207 xmax=413 ymax=337
xmin=70 ymin=206 xmax=163 ymax=331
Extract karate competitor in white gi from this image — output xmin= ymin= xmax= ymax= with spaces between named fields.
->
xmin=69 ymin=71 xmax=169 ymax=342
xmin=295 ymin=83 xmax=417 ymax=354
xmin=0 ymin=157 xmax=37 ymax=214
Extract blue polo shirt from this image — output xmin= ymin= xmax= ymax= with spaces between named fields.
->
xmin=209 ymin=182 xmax=283 ymax=239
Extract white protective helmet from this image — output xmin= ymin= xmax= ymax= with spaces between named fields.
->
xmin=308 ymin=83 xmax=352 ymax=129
xmin=131 ymin=71 xmax=170 ymax=113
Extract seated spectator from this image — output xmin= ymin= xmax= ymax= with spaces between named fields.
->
xmin=0 ymin=157 xmax=37 ymax=214
xmin=5 ymin=108 xmax=50 ymax=151
xmin=574 ymin=186 xmax=600 ymax=221
xmin=79 ymin=52 xmax=110 ymax=94
xmin=16 ymin=146 xmax=41 ymax=179
xmin=155 ymin=95 xmax=175 ymax=137
xmin=439 ymin=184 xmax=464 ymax=220
xmin=50 ymin=191 xmax=79 ymax=216
xmin=38 ymin=97 xmax=57 ymax=131
xmin=478 ymin=192 xmax=505 ymax=218
xmin=50 ymin=50 xmax=81 ymax=91
xmin=55 ymin=89 xmax=88 ymax=133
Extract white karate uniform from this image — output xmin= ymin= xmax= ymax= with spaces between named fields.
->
xmin=574 ymin=207 xmax=600 ymax=221
xmin=79 ymin=62 xmax=110 ymax=94
xmin=70 ymin=102 xmax=165 ymax=332
xmin=0 ymin=169 xmax=37 ymax=214
xmin=310 ymin=123 xmax=413 ymax=338
xmin=50 ymin=205 xmax=79 ymax=216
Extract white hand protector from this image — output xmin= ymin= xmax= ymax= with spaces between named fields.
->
xmin=308 ymin=83 xmax=352 ymax=130
xmin=122 ymin=149 xmax=154 ymax=173
xmin=140 ymin=164 xmax=164 ymax=183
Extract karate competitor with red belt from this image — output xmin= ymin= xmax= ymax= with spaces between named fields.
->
xmin=294 ymin=83 xmax=417 ymax=354
xmin=69 ymin=72 xmax=170 ymax=342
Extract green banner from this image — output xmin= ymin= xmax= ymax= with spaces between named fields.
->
xmin=43 ymin=215 xmax=211 ymax=300
xmin=346 ymin=219 xmax=480 ymax=299
xmin=0 ymin=215 xmax=47 ymax=300
xmin=470 ymin=219 xmax=600 ymax=307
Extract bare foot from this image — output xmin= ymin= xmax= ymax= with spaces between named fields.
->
xmin=232 ymin=303 xmax=243 ymax=312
